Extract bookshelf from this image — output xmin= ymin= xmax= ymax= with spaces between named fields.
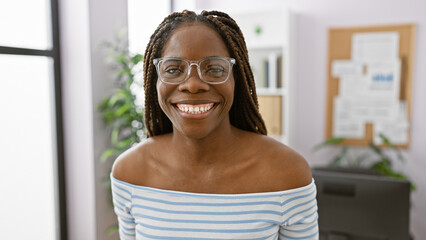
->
xmin=232 ymin=7 xmax=294 ymax=144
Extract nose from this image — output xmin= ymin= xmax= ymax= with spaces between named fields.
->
xmin=178 ymin=64 xmax=210 ymax=93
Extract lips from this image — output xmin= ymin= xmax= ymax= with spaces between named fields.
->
xmin=175 ymin=103 xmax=215 ymax=114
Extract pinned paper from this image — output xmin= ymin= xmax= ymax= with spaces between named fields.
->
xmin=332 ymin=60 xmax=363 ymax=78
xmin=364 ymin=60 xmax=401 ymax=101
xmin=352 ymin=32 xmax=399 ymax=62
xmin=333 ymin=97 xmax=365 ymax=139
xmin=338 ymin=75 xmax=368 ymax=98
xmin=374 ymin=101 xmax=409 ymax=145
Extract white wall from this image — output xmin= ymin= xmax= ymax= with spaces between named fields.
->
xmin=198 ymin=0 xmax=426 ymax=238
xmin=60 ymin=0 xmax=127 ymax=239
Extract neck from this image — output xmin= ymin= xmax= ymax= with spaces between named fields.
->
xmin=170 ymin=123 xmax=240 ymax=166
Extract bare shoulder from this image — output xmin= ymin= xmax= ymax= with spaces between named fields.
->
xmin=111 ymin=134 xmax=168 ymax=185
xmin=111 ymin=138 xmax=151 ymax=183
xmin=242 ymin=133 xmax=312 ymax=191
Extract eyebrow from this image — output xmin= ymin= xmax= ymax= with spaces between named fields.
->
xmin=161 ymin=56 xmax=230 ymax=60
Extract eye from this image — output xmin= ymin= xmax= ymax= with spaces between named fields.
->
xmin=204 ymin=65 xmax=226 ymax=78
xmin=164 ymin=67 xmax=183 ymax=74
xmin=207 ymin=66 xmax=225 ymax=72
xmin=160 ymin=60 xmax=186 ymax=76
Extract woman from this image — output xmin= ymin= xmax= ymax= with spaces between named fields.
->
xmin=111 ymin=10 xmax=318 ymax=239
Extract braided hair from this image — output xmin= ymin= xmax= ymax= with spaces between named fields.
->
xmin=143 ymin=10 xmax=267 ymax=137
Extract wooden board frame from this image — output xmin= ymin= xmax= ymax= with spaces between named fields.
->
xmin=325 ymin=24 xmax=416 ymax=148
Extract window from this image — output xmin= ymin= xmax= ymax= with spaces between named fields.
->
xmin=128 ymin=0 xmax=172 ymax=54
xmin=0 ymin=0 xmax=66 ymax=239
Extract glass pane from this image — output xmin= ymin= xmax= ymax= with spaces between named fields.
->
xmin=0 ymin=0 xmax=52 ymax=49
xmin=0 ymin=54 xmax=57 ymax=240
xmin=128 ymin=0 xmax=170 ymax=54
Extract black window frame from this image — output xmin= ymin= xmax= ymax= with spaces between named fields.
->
xmin=0 ymin=0 xmax=67 ymax=239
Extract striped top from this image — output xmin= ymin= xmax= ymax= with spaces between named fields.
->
xmin=111 ymin=173 xmax=318 ymax=240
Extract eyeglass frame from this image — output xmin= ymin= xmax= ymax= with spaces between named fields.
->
xmin=153 ymin=56 xmax=236 ymax=85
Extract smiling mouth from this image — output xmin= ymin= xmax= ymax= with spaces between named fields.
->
xmin=175 ymin=103 xmax=215 ymax=114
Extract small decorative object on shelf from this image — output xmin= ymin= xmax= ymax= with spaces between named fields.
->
xmin=254 ymin=25 xmax=262 ymax=35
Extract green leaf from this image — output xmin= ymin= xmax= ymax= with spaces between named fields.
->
xmin=323 ymin=137 xmax=345 ymax=144
xmin=98 ymin=97 xmax=110 ymax=110
xmin=378 ymin=133 xmax=393 ymax=148
xmin=125 ymin=77 xmax=133 ymax=89
xmin=329 ymin=147 xmax=348 ymax=166
xmin=115 ymin=102 xmax=131 ymax=117
xmin=118 ymin=67 xmax=131 ymax=77
xmin=101 ymin=148 xmax=119 ymax=162
xmin=312 ymin=137 xmax=344 ymax=151
xmin=114 ymin=54 xmax=127 ymax=65
xmin=132 ymin=54 xmax=143 ymax=64
xmin=111 ymin=125 xmax=120 ymax=145
xmin=379 ymin=133 xmax=405 ymax=162
xmin=107 ymin=93 xmax=130 ymax=108
xmin=106 ymin=225 xmax=119 ymax=236
xmin=369 ymin=142 xmax=383 ymax=155
xmin=107 ymin=96 xmax=122 ymax=108
xmin=115 ymin=138 xmax=134 ymax=150
xmin=102 ymin=111 xmax=117 ymax=125
xmin=116 ymin=89 xmax=132 ymax=98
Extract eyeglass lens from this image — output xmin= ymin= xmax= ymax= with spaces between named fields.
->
xmin=158 ymin=58 xmax=231 ymax=84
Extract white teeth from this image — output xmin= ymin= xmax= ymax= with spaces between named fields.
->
xmin=177 ymin=104 xmax=214 ymax=114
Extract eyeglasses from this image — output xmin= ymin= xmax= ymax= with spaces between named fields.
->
xmin=153 ymin=56 xmax=236 ymax=85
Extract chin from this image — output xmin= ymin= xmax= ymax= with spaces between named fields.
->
xmin=174 ymin=125 xmax=216 ymax=140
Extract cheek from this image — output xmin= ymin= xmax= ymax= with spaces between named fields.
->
xmin=226 ymin=78 xmax=235 ymax=106
xmin=156 ymin=81 xmax=169 ymax=111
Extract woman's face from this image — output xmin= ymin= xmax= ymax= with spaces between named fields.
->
xmin=156 ymin=23 xmax=235 ymax=139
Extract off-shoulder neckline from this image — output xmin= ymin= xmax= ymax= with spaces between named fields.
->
xmin=111 ymin=173 xmax=315 ymax=198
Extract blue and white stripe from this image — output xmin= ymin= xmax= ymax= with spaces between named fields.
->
xmin=111 ymin=173 xmax=318 ymax=240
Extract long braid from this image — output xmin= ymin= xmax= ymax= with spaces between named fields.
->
xmin=204 ymin=11 xmax=266 ymax=134
xmin=143 ymin=14 xmax=182 ymax=136
xmin=143 ymin=10 xmax=267 ymax=137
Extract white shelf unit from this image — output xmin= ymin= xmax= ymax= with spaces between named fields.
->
xmin=231 ymin=7 xmax=295 ymax=145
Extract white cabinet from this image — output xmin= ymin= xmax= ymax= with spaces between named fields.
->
xmin=231 ymin=7 xmax=295 ymax=145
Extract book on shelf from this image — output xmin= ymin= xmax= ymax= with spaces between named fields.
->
xmin=268 ymin=53 xmax=278 ymax=90
xmin=264 ymin=59 xmax=269 ymax=88
xmin=254 ymin=53 xmax=283 ymax=89
xmin=277 ymin=55 xmax=283 ymax=88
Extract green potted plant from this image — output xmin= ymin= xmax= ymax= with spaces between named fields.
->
xmin=98 ymin=31 xmax=145 ymax=235
xmin=99 ymin=32 xmax=145 ymax=162
xmin=313 ymin=133 xmax=415 ymax=190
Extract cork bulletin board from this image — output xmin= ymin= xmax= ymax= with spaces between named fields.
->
xmin=325 ymin=24 xmax=416 ymax=148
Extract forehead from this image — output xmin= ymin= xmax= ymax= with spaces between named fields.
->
xmin=161 ymin=23 xmax=230 ymax=59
